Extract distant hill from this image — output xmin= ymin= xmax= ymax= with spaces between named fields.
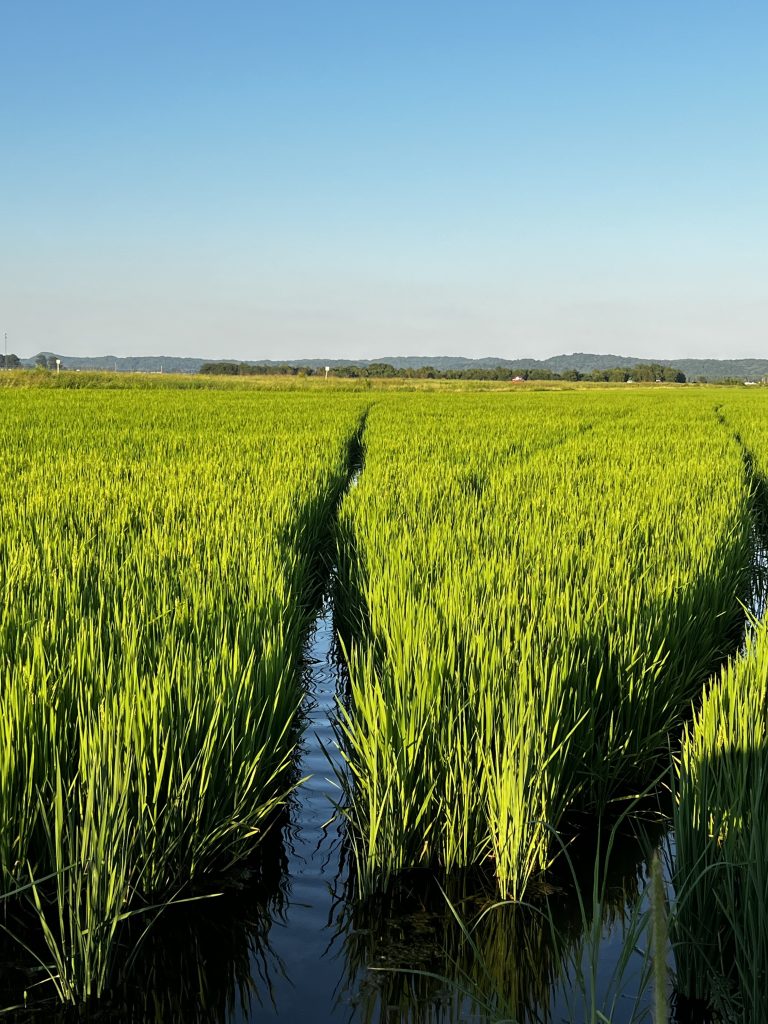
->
xmin=22 ymin=351 xmax=768 ymax=381
xmin=658 ymin=357 xmax=768 ymax=382
xmin=24 ymin=353 xmax=203 ymax=374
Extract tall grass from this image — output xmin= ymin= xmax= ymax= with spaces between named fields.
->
xmin=335 ymin=391 xmax=752 ymax=900
xmin=0 ymin=388 xmax=366 ymax=1002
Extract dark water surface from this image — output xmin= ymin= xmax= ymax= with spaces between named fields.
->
xmin=242 ymin=594 xmax=354 ymax=1024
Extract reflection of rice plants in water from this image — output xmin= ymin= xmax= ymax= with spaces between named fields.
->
xmin=100 ymin=835 xmax=291 ymax=1023
xmin=335 ymin=809 xmax=669 ymax=1024
xmin=0 ymin=835 xmax=290 ymax=1021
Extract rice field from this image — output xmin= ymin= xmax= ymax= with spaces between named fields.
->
xmin=1 ymin=378 xmax=767 ymax=1020
xmin=673 ymin=391 xmax=768 ymax=1023
xmin=335 ymin=391 xmax=751 ymax=900
xmin=0 ymin=388 xmax=367 ymax=1002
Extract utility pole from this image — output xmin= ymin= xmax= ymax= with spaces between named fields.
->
xmin=3 ymin=332 xmax=6 ymax=370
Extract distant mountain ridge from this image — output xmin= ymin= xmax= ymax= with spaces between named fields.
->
xmin=23 ymin=351 xmax=768 ymax=381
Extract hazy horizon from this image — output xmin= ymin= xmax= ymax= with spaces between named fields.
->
xmin=12 ymin=347 xmax=768 ymax=369
xmin=3 ymin=2 xmax=766 ymax=362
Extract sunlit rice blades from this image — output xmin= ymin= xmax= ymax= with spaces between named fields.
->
xmin=2 ymin=381 xmax=765 ymax=1012
xmin=0 ymin=387 xmax=367 ymax=1001
xmin=673 ymin=392 xmax=768 ymax=1023
xmin=335 ymin=391 xmax=752 ymax=900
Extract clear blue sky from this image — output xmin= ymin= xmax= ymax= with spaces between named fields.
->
xmin=2 ymin=1 xmax=766 ymax=361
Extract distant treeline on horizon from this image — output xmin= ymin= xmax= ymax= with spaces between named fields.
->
xmin=6 ymin=351 xmax=768 ymax=382
xmin=200 ymin=360 xmax=687 ymax=383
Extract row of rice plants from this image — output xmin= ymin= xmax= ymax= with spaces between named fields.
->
xmin=673 ymin=623 xmax=768 ymax=1022
xmin=335 ymin=391 xmax=752 ymax=901
xmin=0 ymin=388 xmax=366 ymax=1003
xmin=673 ymin=392 xmax=768 ymax=1023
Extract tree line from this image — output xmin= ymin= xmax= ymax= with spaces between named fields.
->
xmin=0 ymin=354 xmax=65 ymax=370
xmin=200 ymin=360 xmax=687 ymax=383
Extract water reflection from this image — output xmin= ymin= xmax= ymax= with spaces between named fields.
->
xmin=749 ymin=524 xmax=768 ymax=622
xmin=121 ymin=838 xmax=289 ymax=1023
xmin=0 ymin=811 xmax=672 ymax=1024
xmin=332 ymin=813 xmax=668 ymax=1024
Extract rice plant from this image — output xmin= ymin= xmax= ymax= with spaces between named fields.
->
xmin=673 ymin=393 xmax=768 ymax=1022
xmin=0 ymin=388 xmax=367 ymax=1003
xmin=673 ymin=619 xmax=768 ymax=1023
xmin=335 ymin=391 xmax=752 ymax=900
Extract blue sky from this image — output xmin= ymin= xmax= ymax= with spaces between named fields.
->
xmin=2 ymin=1 xmax=766 ymax=361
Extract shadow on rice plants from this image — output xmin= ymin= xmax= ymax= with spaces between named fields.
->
xmin=0 ymin=817 xmax=290 ymax=1023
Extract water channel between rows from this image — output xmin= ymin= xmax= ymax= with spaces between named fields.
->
xmin=246 ymin=590 xmax=354 ymax=1024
